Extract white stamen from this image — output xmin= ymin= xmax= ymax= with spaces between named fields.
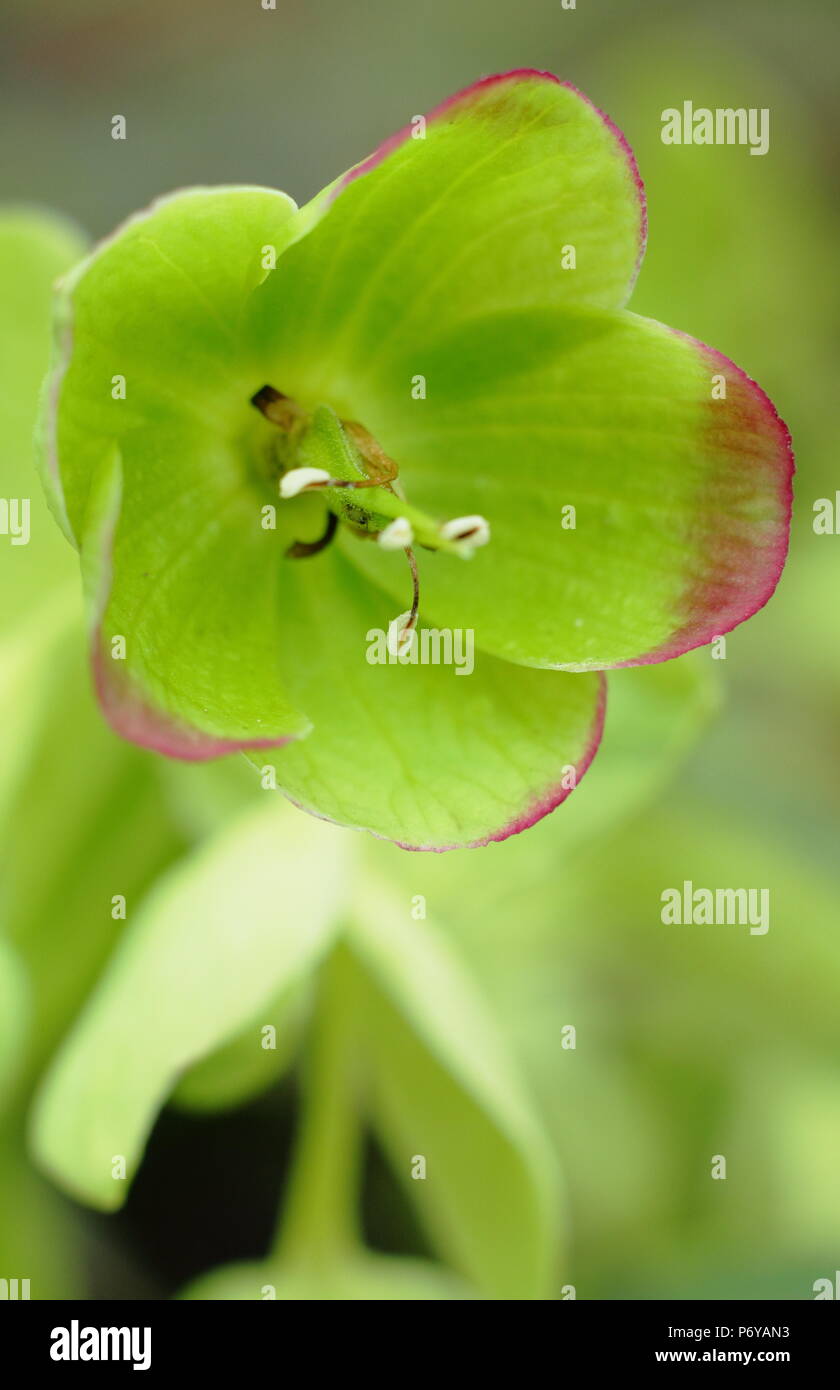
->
xmin=387 ymin=610 xmax=416 ymax=656
xmin=279 ymin=467 xmax=331 ymax=499
xmin=439 ymin=514 xmax=491 ymax=549
xmin=378 ymin=517 xmax=414 ymax=550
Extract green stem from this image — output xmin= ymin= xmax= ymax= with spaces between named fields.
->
xmin=275 ymin=945 xmax=363 ymax=1264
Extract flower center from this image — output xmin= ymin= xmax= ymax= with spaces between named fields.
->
xmin=251 ymin=385 xmax=490 ymax=645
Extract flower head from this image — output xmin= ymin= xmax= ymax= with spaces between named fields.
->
xmin=41 ymin=71 xmax=792 ymax=849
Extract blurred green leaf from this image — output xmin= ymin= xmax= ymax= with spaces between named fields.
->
xmin=576 ymin=806 xmax=840 ymax=1059
xmin=346 ymin=879 xmax=558 ymax=1300
xmin=540 ymin=652 xmax=720 ymax=850
xmin=0 ymin=207 xmax=86 ymax=630
xmin=3 ymin=618 xmax=184 ymax=1085
xmin=0 ymin=207 xmax=90 ymax=842
xmin=171 ymin=978 xmax=309 ymax=1113
xmin=182 ymin=1251 xmax=474 ymax=1301
xmin=31 ymin=802 xmax=349 ymax=1209
xmin=0 ymin=1134 xmax=79 ymax=1300
xmin=0 ymin=937 xmax=29 ymax=1111
xmin=612 ymin=38 xmax=834 ymax=491
xmin=155 ymin=754 xmax=262 ymax=842
xmin=0 ymin=589 xmax=76 ymax=831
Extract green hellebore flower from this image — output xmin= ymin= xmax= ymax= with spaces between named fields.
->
xmin=40 ymin=70 xmax=793 ymax=850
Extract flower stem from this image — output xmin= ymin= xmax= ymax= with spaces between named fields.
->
xmin=275 ymin=944 xmax=363 ymax=1264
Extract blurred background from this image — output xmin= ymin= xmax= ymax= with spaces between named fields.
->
xmin=0 ymin=0 xmax=838 ymax=1299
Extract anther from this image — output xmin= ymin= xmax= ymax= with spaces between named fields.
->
xmin=251 ymin=385 xmax=307 ymax=432
xmin=279 ymin=467 xmax=391 ymax=498
xmin=387 ymin=609 xmax=416 ymax=655
xmin=377 ymin=517 xmax=414 ymax=550
xmin=439 ymin=514 xmax=491 ymax=549
xmin=279 ymin=467 xmax=331 ymax=498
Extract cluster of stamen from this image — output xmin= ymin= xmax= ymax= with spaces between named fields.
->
xmin=252 ymin=385 xmax=490 ymax=646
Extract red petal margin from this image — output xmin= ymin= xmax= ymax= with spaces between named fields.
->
xmin=329 ymin=69 xmax=647 ymax=295
xmin=394 ymin=672 xmax=608 ymax=852
xmin=90 ymin=476 xmax=306 ymax=763
xmin=618 ymin=334 xmax=795 ymax=668
xmin=92 ymin=644 xmax=301 ymax=762
xmin=272 ymin=672 xmax=607 ymax=852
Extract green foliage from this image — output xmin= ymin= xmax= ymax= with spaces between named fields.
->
xmin=169 ymin=981 xmax=308 ymax=1113
xmin=345 ymin=881 xmax=557 ymax=1298
xmin=30 ymin=805 xmax=558 ymax=1295
xmin=0 ymin=209 xmax=86 ymax=627
xmin=31 ymin=803 xmax=348 ymax=1208
xmin=183 ymin=1252 xmax=473 ymax=1301
xmin=0 ymin=939 xmax=29 ymax=1110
